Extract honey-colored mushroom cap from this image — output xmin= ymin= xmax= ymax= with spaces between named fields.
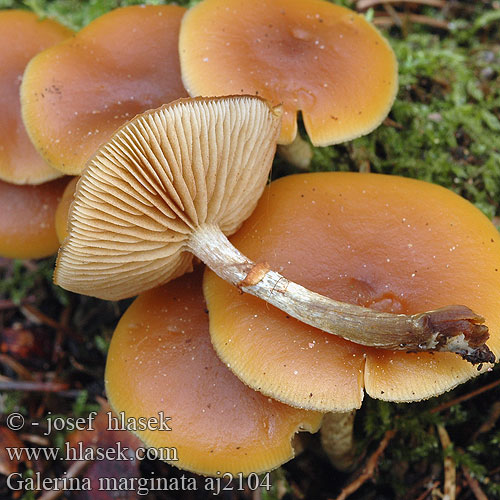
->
xmin=105 ymin=269 xmax=322 ymax=476
xmin=0 ymin=10 xmax=71 ymax=185
xmin=21 ymin=5 xmax=188 ymax=175
xmin=179 ymin=0 xmax=398 ymax=146
xmin=204 ymin=173 xmax=500 ymax=411
xmin=0 ymin=177 xmax=71 ymax=259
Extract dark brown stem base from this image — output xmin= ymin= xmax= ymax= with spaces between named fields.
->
xmin=412 ymin=306 xmax=493 ymax=365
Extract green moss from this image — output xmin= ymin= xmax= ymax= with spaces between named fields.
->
xmin=0 ymin=258 xmax=65 ymax=304
xmin=1 ymin=0 xmax=200 ymax=29
xmin=356 ymin=367 xmax=500 ymax=498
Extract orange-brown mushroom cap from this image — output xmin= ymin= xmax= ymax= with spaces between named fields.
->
xmin=21 ymin=5 xmax=188 ymax=175
xmin=179 ymin=0 xmax=398 ymax=146
xmin=0 ymin=177 xmax=71 ymax=259
xmin=0 ymin=10 xmax=71 ymax=185
xmin=204 ymin=173 xmax=500 ymax=411
xmin=105 ymin=268 xmax=322 ymax=476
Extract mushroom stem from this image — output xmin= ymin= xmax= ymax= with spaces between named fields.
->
xmin=277 ymin=134 xmax=313 ymax=170
xmin=320 ymin=411 xmax=357 ymax=471
xmin=189 ymin=224 xmax=494 ymax=365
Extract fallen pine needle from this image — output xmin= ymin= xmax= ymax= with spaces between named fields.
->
xmin=0 ymin=354 xmax=33 ymax=380
xmin=38 ymin=459 xmax=93 ymax=500
xmin=21 ymin=304 xmax=70 ymax=333
xmin=0 ymin=297 xmax=35 ymax=310
xmin=471 ymin=401 xmax=500 ymax=441
xmin=414 ymin=481 xmax=440 ymax=500
xmin=357 ymin=0 xmax=446 ymax=9
xmin=373 ymin=13 xmax=449 ymax=29
xmin=0 ymin=380 xmax=72 ymax=393
xmin=437 ymin=424 xmax=456 ymax=500
xmin=462 ymin=466 xmax=488 ymax=500
xmin=430 ymin=378 xmax=500 ymax=414
xmin=334 ymin=430 xmax=396 ymax=500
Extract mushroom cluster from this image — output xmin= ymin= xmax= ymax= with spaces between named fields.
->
xmin=55 ymin=96 xmax=494 ymax=363
xmin=54 ymin=94 xmax=499 ymax=477
xmin=3 ymin=0 xmax=499 ymax=481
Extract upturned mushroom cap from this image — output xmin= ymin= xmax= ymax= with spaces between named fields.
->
xmin=0 ymin=177 xmax=71 ymax=259
xmin=179 ymin=0 xmax=398 ymax=146
xmin=21 ymin=5 xmax=188 ymax=175
xmin=105 ymin=268 xmax=322 ymax=476
xmin=54 ymin=96 xmax=281 ymax=299
xmin=204 ymin=172 xmax=500 ymax=411
xmin=0 ymin=10 xmax=71 ymax=185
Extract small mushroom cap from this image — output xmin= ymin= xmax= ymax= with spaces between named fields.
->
xmin=54 ymin=176 xmax=79 ymax=243
xmin=0 ymin=10 xmax=71 ymax=185
xmin=179 ymin=0 xmax=398 ymax=146
xmin=105 ymin=268 xmax=322 ymax=476
xmin=21 ymin=5 xmax=188 ymax=175
xmin=0 ymin=177 xmax=71 ymax=259
xmin=54 ymin=95 xmax=281 ymax=300
xmin=204 ymin=173 xmax=500 ymax=410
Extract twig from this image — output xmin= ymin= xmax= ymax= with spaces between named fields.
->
xmin=373 ymin=13 xmax=449 ymax=29
xmin=462 ymin=466 xmax=488 ymax=500
xmin=357 ymin=0 xmax=446 ymax=9
xmin=38 ymin=459 xmax=93 ymax=500
xmin=335 ymin=430 xmax=396 ymax=500
xmin=384 ymin=3 xmax=403 ymax=27
xmin=20 ymin=303 xmax=83 ymax=342
xmin=0 ymin=379 xmax=74 ymax=393
xmin=0 ymin=296 xmax=36 ymax=310
xmin=0 ymin=354 xmax=33 ymax=380
xmin=430 ymin=378 xmax=500 ymax=414
xmin=21 ymin=304 xmax=68 ymax=331
xmin=414 ymin=481 xmax=440 ymax=500
xmin=437 ymin=425 xmax=456 ymax=500
xmin=489 ymin=465 xmax=500 ymax=476
xmin=19 ymin=433 xmax=50 ymax=446
xmin=383 ymin=117 xmax=404 ymax=129
xmin=471 ymin=401 xmax=500 ymax=441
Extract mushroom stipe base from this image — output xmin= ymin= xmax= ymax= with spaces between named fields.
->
xmin=189 ymin=224 xmax=494 ymax=365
